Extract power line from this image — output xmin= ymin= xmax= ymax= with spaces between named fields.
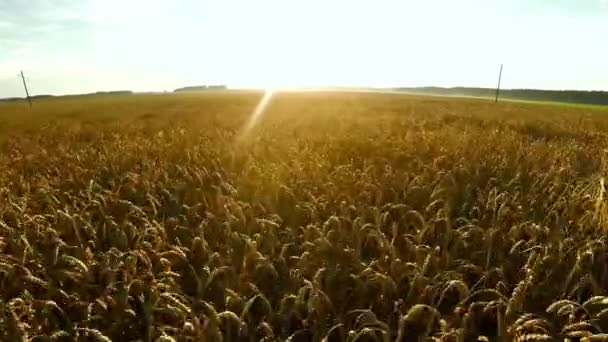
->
xmin=20 ymin=70 xmax=32 ymax=107
xmin=495 ymin=64 xmax=503 ymax=103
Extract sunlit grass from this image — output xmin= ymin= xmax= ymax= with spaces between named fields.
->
xmin=238 ymin=89 xmax=276 ymax=140
xmin=1 ymin=91 xmax=608 ymax=339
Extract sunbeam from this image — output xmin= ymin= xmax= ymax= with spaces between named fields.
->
xmin=238 ymin=89 xmax=275 ymax=139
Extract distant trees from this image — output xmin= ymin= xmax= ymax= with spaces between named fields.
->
xmin=174 ymin=85 xmax=227 ymax=93
xmin=396 ymin=87 xmax=608 ymax=106
xmin=94 ymin=90 xmax=133 ymax=96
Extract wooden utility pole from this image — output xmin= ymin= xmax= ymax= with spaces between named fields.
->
xmin=495 ymin=64 xmax=503 ymax=103
xmin=20 ymin=70 xmax=32 ymax=107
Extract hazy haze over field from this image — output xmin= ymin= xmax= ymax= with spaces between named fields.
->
xmin=0 ymin=0 xmax=607 ymax=97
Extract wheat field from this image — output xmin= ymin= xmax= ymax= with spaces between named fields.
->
xmin=1 ymin=91 xmax=608 ymax=341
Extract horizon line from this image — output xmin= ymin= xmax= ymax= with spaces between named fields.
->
xmin=2 ymin=85 xmax=608 ymax=101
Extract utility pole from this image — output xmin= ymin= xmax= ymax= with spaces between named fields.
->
xmin=20 ymin=70 xmax=32 ymax=107
xmin=495 ymin=64 xmax=503 ymax=103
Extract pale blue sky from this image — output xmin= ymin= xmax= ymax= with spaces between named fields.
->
xmin=1 ymin=0 xmax=607 ymax=97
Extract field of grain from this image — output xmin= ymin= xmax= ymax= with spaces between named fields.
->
xmin=1 ymin=91 xmax=608 ymax=341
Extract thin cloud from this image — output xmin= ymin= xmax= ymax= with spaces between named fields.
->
xmin=0 ymin=0 xmax=95 ymax=42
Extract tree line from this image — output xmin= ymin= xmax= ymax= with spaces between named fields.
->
xmin=396 ymin=87 xmax=608 ymax=106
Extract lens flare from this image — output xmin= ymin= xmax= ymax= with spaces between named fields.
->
xmin=238 ymin=89 xmax=275 ymax=139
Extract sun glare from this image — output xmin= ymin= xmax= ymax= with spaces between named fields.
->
xmin=238 ymin=89 xmax=276 ymax=139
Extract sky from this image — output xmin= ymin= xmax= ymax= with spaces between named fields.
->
xmin=0 ymin=0 xmax=607 ymax=97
